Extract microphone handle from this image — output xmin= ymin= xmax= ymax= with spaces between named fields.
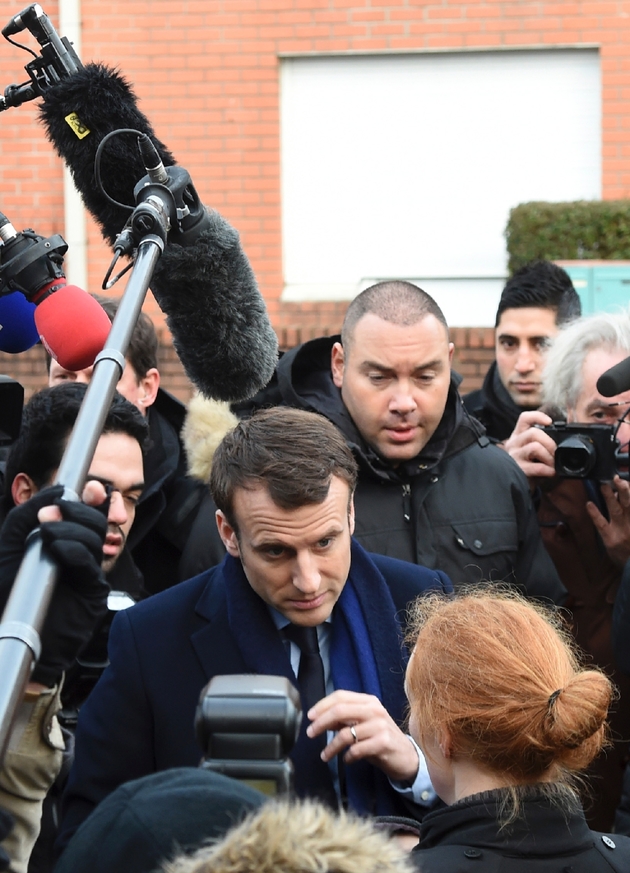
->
xmin=0 ymin=236 xmax=163 ymax=763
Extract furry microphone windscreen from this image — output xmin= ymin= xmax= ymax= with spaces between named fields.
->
xmin=39 ymin=64 xmax=176 ymax=247
xmin=38 ymin=64 xmax=279 ymax=401
xmin=150 ymin=214 xmax=279 ymax=402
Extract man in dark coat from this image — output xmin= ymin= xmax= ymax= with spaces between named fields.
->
xmin=57 ymin=408 xmax=451 ymax=858
xmin=48 ymin=297 xmax=215 ymax=593
xmin=463 ymin=260 xmax=581 ymax=443
xmin=501 ymin=309 xmax=630 ymax=831
xmin=239 ymin=281 xmax=564 ymax=599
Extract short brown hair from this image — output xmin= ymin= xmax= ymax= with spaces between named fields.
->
xmin=93 ymin=295 xmax=158 ymax=379
xmin=406 ymin=589 xmax=612 ymax=798
xmin=341 ymin=280 xmax=448 ymax=350
xmin=210 ymin=407 xmax=357 ymax=530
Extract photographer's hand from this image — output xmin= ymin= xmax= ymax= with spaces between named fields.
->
xmin=502 ymin=411 xmax=556 ymax=484
xmin=0 ymin=481 xmax=111 ymax=687
xmin=586 ymin=475 xmax=630 ymax=566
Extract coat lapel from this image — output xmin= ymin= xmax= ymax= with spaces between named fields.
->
xmin=191 ymin=555 xmax=295 ymax=686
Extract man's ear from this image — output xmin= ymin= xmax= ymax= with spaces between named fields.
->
xmin=11 ymin=473 xmax=37 ymax=506
xmin=448 ymin=342 xmax=455 ymax=364
xmin=215 ymin=510 xmax=241 ymax=558
xmin=331 ymin=342 xmax=345 ymax=389
xmin=138 ymin=368 xmax=160 ymax=411
xmin=348 ymin=495 xmax=356 ymax=536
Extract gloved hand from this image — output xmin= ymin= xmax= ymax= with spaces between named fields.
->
xmin=0 ymin=485 xmax=110 ymax=686
xmin=0 ymin=806 xmax=13 ymax=871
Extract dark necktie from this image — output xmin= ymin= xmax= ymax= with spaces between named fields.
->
xmin=284 ymin=624 xmax=326 ymax=715
xmin=284 ymin=623 xmax=337 ymax=805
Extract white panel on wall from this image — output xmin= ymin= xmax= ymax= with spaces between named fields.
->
xmin=280 ymin=49 xmax=601 ymax=325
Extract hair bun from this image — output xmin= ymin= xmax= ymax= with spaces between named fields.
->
xmin=542 ymin=670 xmax=612 ymax=763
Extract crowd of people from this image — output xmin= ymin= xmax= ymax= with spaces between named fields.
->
xmin=1 ymin=264 xmax=630 ymax=872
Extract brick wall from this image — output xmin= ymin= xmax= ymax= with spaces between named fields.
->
xmin=0 ymin=1 xmax=619 ymax=392
xmin=0 ymin=1 xmax=627 ymax=334
xmin=0 ymin=322 xmax=496 ymax=404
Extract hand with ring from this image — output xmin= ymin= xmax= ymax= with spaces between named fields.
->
xmin=306 ymin=689 xmax=419 ymax=783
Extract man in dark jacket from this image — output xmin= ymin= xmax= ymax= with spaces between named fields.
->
xmin=244 ymin=281 xmax=564 ymax=599
xmin=463 ymin=261 xmax=581 ymax=442
xmin=57 ymin=408 xmax=452 ymax=857
xmin=501 ymin=309 xmax=630 ymax=831
xmin=48 ymin=297 xmax=218 ymax=592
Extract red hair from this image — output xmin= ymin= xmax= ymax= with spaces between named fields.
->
xmin=406 ymin=589 xmax=613 ymax=784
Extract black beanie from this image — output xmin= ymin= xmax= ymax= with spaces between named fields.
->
xmin=53 ymin=768 xmax=266 ymax=873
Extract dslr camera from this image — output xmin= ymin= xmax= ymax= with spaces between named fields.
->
xmin=541 ymin=422 xmax=627 ymax=482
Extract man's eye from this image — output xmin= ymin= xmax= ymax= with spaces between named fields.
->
xmin=124 ymin=494 xmax=141 ymax=507
xmin=317 ymin=537 xmax=334 ymax=549
xmin=368 ymin=373 xmax=386 ymax=384
xmin=500 ymin=339 xmax=517 ymax=350
xmin=264 ymin=547 xmax=285 ymax=558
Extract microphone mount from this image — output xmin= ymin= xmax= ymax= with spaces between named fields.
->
xmin=101 ymin=130 xmax=211 ymax=288
xmin=0 ymin=4 xmax=82 ymax=112
xmin=0 ymin=212 xmax=68 ymax=302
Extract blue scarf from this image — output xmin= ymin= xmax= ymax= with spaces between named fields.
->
xmin=222 ymin=539 xmax=409 ymax=815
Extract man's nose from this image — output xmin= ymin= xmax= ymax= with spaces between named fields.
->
xmin=75 ymin=366 xmax=94 ymax=384
xmin=389 ymin=381 xmax=418 ymax=415
xmin=514 ymin=344 xmax=535 ymax=374
xmin=292 ymin=551 xmax=321 ymax=594
xmin=107 ymin=490 xmax=128 ymax=527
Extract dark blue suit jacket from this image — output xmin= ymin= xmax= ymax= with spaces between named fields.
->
xmin=58 ymin=543 xmax=451 ymax=853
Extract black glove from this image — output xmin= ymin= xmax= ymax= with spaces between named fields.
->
xmin=0 ymin=485 xmax=110 ymax=687
xmin=0 ymin=806 xmax=13 ymax=870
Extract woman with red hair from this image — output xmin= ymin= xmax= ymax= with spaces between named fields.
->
xmin=406 ymin=589 xmax=630 ymax=871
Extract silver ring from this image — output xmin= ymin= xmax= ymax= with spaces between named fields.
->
xmin=349 ymin=725 xmax=359 ymax=744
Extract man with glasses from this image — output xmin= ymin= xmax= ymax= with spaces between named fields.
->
xmin=501 ymin=309 xmax=630 ymax=831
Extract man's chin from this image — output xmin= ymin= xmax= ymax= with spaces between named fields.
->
xmin=101 ymin=552 xmax=121 ymax=575
xmin=377 ymin=438 xmax=426 ymax=463
xmin=511 ymin=394 xmax=542 ymax=410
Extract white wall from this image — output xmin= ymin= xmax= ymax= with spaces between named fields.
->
xmin=280 ymin=49 xmax=601 ymax=325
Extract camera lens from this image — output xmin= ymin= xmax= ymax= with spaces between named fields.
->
xmin=555 ymin=436 xmax=595 ymax=477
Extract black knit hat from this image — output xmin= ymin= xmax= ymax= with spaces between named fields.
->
xmin=54 ymin=768 xmax=266 ymax=873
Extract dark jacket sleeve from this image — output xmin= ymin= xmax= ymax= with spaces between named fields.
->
xmin=508 ymin=464 xmax=567 ymax=606
xmin=55 ymin=608 xmax=155 ymax=858
xmin=613 ymin=560 xmax=630 ymax=675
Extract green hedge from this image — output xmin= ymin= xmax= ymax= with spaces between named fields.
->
xmin=505 ymin=200 xmax=630 ymax=274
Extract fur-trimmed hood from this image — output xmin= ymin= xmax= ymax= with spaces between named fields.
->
xmin=181 ymin=393 xmax=238 ymax=483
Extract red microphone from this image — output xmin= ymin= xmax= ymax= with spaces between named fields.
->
xmin=0 ymin=213 xmax=112 ymax=371
xmin=33 ymin=280 xmax=112 ymax=370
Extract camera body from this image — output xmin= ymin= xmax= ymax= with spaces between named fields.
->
xmin=541 ymin=422 xmax=619 ymax=481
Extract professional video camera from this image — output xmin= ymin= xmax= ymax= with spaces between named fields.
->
xmin=541 ymin=421 xmax=628 ymax=482
xmin=196 ymin=675 xmax=301 ymax=797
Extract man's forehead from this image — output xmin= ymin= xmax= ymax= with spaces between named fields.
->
xmin=87 ymin=432 xmax=144 ymax=486
xmin=232 ymin=477 xmax=351 ymax=525
xmin=347 ymin=312 xmax=449 ymax=354
xmin=496 ymin=306 xmax=558 ymax=337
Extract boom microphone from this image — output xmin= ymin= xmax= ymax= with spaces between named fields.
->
xmin=0 ymin=213 xmax=111 ymax=369
xmin=38 ymin=63 xmax=278 ymax=402
xmin=597 ymin=356 xmax=630 ymax=399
